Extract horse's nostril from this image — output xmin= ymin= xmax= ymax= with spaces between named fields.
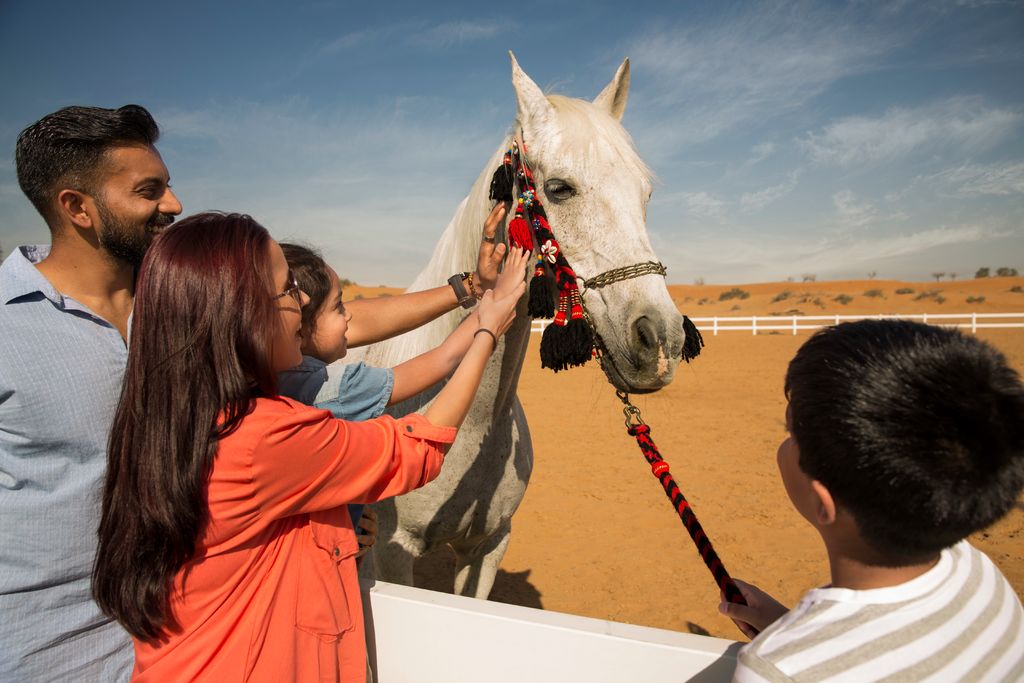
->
xmin=633 ymin=316 xmax=660 ymax=351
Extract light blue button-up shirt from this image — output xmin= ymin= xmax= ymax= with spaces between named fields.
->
xmin=0 ymin=246 xmax=133 ymax=681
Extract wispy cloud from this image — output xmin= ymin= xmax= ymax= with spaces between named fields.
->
xmin=626 ymin=2 xmax=899 ymax=148
xmin=155 ymin=97 xmax=504 ymax=285
xmin=799 ymin=97 xmax=1022 ymax=166
xmin=740 ymin=171 xmax=799 ymax=212
xmin=926 ymin=161 xmax=1024 ymax=197
xmin=320 ymin=19 xmax=505 ymax=56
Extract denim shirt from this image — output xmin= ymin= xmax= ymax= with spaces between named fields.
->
xmin=278 ymin=356 xmax=394 ymax=422
xmin=0 ymin=246 xmax=133 ymax=681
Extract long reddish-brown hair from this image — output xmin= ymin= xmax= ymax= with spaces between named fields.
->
xmin=94 ymin=212 xmax=280 ymax=641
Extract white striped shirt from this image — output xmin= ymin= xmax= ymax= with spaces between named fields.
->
xmin=733 ymin=541 xmax=1024 ymax=682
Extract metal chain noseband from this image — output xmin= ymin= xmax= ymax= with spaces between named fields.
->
xmin=581 ymin=261 xmax=666 ymax=291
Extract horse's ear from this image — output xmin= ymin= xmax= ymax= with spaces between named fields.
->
xmin=510 ymin=51 xmax=554 ymax=127
xmin=593 ymin=58 xmax=630 ymax=121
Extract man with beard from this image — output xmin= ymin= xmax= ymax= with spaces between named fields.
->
xmin=0 ymin=105 xmax=181 ymax=681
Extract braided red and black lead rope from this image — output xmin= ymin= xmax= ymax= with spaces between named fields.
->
xmin=627 ymin=422 xmax=747 ymax=607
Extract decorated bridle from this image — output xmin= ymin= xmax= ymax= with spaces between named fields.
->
xmin=488 ymin=140 xmax=705 ymax=371
xmin=488 ymin=139 xmax=750 ymax=618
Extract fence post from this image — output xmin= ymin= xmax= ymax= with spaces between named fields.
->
xmin=923 ymin=313 xmax=928 ymax=324
xmin=792 ymin=316 xmax=797 ymax=335
xmin=713 ymin=317 xmax=719 ymax=336
xmin=972 ymin=312 xmax=977 ymax=334
xmin=752 ymin=316 xmax=757 ymax=336
xmin=834 ymin=314 xmax=839 ymax=326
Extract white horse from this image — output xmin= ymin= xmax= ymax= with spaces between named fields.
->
xmin=362 ymin=54 xmax=685 ymax=598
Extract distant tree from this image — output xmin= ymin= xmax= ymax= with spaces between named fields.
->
xmin=949 ymin=272 xmax=957 ymax=281
xmin=931 ymin=272 xmax=945 ymax=282
xmin=996 ymin=267 xmax=1019 ymax=277
xmin=801 ymin=273 xmax=816 ymax=282
xmin=867 ymin=271 xmax=877 ymax=279
xmin=693 ymin=277 xmax=705 ymax=286
xmin=975 ymin=267 xmax=990 ymax=278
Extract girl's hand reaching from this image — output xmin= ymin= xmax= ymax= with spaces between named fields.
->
xmin=476 ymin=281 xmax=525 ymax=343
xmin=494 ymin=247 xmax=531 ymax=300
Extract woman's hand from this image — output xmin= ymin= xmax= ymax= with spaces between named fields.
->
xmin=354 ymin=508 xmax=378 ymax=559
xmin=719 ymin=579 xmax=789 ymax=640
xmin=472 ymin=203 xmax=510 ymax=293
xmin=494 ymin=247 xmax=531 ymax=299
xmin=476 ymin=281 xmax=524 ymax=342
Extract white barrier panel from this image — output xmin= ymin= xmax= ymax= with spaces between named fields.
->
xmin=362 ymin=580 xmax=740 ymax=682
xmin=529 ymin=313 xmax=1024 ymax=336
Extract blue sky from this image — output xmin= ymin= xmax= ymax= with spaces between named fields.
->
xmin=1 ymin=0 xmax=1022 ymax=285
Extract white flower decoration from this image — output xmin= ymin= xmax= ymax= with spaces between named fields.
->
xmin=540 ymin=239 xmax=558 ymax=264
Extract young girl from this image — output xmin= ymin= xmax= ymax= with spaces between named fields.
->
xmin=92 ymin=212 xmax=523 ymax=682
xmin=277 ymin=230 xmax=530 ymax=540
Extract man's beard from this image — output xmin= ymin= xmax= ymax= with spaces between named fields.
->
xmin=95 ymin=200 xmax=175 ymax=268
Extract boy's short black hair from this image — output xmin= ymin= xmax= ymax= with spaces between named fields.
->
xmin=785 ymin=319 xmax=1024 ymax=564
xmin=16 ymin=105 xmax=160 ymax=225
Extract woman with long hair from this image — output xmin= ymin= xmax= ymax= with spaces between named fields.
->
xmin=93 ymin=212 xmax=523 ymax=681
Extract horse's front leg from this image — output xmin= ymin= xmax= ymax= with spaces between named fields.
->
xmin=452 ymin=521 xmax=511 ymax=599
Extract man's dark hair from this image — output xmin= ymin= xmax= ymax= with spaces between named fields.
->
xmin=15 ymin=105 xmax=160 ymax=225
xmin=785 ymin=320 xmax=1024 ymax=564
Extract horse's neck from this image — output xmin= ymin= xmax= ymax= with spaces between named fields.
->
xmin=363 ymin=138 xmax=528 ymax=387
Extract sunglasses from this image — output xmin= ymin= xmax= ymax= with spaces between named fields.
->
xmin=274 ymin=269 xmax=303 ymax=305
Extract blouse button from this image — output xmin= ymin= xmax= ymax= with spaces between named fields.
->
xmin=333 ymin=547 xmax=340 ymax=557
xmin=405 ymin=425 xmax=413 ymax=433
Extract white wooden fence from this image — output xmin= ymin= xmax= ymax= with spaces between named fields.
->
xmin=530 ymin=313 xmax=1024 ymax=336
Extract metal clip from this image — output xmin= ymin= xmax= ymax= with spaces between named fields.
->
xmin=616 ymin=390 xmax=646 ymax=429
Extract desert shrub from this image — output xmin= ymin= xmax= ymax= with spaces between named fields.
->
xmin=914 ymin=290 xmax=941 ymax=301
xmin=834 ymin=294 xmax=853 ymax=305
xmin=730 ymin=304 xmax=741 ymax=311
xmin=782 ymin=309 xmax=805 ymax=316
xmin=1010 ymin=286 xmax=1023 ymax=294
xmin=975 ymin=267 xmax=990 ymax=278
xmin=935 ymin=295 xmax=946 ymax=304
xmin=863 ymin=289 xmax=884 ymax=298
xmin=719 ymin=288 xmax=750 ymax=301
xmin=698 ymin=297 xmax=710 ymax=305
xmin=353 ymin=294 xmax=364 ymax=300
xmin=377 ymin=292 xmax=392 ymax=298
xmin=813 ymin=298 xmax=825 ymax=308
xmin=895 ymin=287 xmax=914 ymax=295
xmin=966 ymin=296 xmax=986 ymax=304
xmin=801 ymin=273 xmax=817 ymax=282
xmin=771 ymin=290 xmax=792 ymax=303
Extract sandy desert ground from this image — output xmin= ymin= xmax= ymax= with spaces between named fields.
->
xmin=354 ymin=276 xmax=1024 ymax=641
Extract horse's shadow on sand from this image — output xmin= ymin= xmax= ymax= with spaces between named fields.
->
xmin=413 ymin=545 xmax=543 ymax=609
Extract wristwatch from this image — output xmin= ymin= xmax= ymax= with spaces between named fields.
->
xmin=448 ymin=272 xmax=476 ymax=309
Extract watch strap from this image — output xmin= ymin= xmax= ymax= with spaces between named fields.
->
xmin=448 ymin=272 xmax=475 ymax=309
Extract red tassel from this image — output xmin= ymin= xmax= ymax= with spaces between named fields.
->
xmin=508 ymin=216 xmax=533 ymax=251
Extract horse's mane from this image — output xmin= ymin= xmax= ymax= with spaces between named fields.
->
xmin=363 ymin=93 xmax=652 ymax=370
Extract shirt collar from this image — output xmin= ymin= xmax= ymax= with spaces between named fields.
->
xmin=0 ymin=245 xmax=64 ymax=306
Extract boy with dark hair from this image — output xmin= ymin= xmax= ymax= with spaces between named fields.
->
xmin=721 ymin=320 xmax=1024 ymax=682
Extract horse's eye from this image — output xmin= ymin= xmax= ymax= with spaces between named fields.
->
xmin=544 ymin=179 xmax=576 ymax=201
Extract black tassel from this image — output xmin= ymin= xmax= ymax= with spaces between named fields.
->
xmin=682 ymin=315 xmax=705 ymax=363
xmin=488 ymin=163 xmax=514 ymax=203
xmin=540 ymin=318 xmax=593 ymax=372
xmin=528 ymin=270 xmax=555 ymax=318
xmin=563 ymin=317 xmax=594 ymax=367
xmin=540 ymin=323 xmax=566 ymax=371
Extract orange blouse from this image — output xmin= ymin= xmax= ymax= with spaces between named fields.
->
xmin=131 ymin=396 xmax=455 ymax=682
